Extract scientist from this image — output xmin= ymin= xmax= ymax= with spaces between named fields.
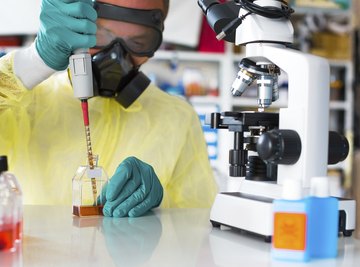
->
xmin=0 ymin=0 xmax=218 ymax=217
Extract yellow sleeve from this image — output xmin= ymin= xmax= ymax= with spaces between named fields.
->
xmin=0 ymin=52 xmax=34 ymax=160
xmin=0 ymin=53 xmax=83 ymax=205
xmin=0 ymin=52 xmax=30 ymax=107
xmin=163 ymin=107 xmax=218 ymax=208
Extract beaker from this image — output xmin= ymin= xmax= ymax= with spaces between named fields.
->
xmin=72 ymin=155 xmax=108 ymax=217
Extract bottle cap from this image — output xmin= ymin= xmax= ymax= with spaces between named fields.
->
xmin=0 ymin=155 xmax=8 ymax=173
xmin=282 ymin=178 xmax=303 ymax=200
xmin=310 ymin=176 xmax=330 ymax=197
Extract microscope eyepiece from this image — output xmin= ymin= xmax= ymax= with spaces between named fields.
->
xmin=197 ymin=0 xmax=240 ymax=42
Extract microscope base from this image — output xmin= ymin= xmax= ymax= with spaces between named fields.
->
xmin=210 ymin=192 xmax=356 ymax=242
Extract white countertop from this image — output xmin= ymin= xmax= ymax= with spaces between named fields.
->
xmin=1 ymin=206 xmax=360 ymax=267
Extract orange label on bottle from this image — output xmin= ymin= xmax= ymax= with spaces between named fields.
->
xmin=273 ymin=212 xmax=307 ymax=250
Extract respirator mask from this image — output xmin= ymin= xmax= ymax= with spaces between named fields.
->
xmin=92 ymin=39 xmax=151 ymax=108
xmin=91 ymin=1 xmax=165 ymax=108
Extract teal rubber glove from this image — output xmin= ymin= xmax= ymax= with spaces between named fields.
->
xmin=102 ymin=157 xmax=163 ymax=218
xmin=36 ymin=0 xmax=97 ymax=70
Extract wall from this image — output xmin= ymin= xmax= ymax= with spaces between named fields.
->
xmin=0 ymin=0 xmax=40 ymax=35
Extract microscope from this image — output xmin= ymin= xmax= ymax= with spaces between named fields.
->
xmin=198 ymin=0 xmax=356 ymax=241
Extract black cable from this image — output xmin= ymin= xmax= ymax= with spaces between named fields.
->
xmin=217 ymin=0 xmax=294 ymax=40
xmin=216 ymin=12 xmax=251 ymax=40
xmin=235 ymin=0 xmax=294 ymax=19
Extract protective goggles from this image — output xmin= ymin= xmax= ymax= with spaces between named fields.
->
xmin=93 ymin=1 xmax=164 ymax=57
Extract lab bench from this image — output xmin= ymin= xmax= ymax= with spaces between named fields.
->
xmin=1 ymin=206 xmax=360 ymax=267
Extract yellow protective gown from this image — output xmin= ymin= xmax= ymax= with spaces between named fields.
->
xmin=0 ymin=52 xmax=218 ymax=207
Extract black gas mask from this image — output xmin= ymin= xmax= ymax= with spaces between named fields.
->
xmin=91 ymin=39 xmax=150 ymax=108
xmin=91 ymin=1 xmax=165 ymax=108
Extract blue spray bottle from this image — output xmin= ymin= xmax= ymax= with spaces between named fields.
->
xmin=306 ymin=176 xmax=339 ymax=258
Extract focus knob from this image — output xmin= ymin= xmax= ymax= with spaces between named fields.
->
xmin=257 ymin=129 xmax=301 ymax=165
xmin=328 ymin=131 xmax=349 ymax=165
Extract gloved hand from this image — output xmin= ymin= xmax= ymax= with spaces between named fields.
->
xmin=35 ymin=0 xmax=97 ymax=71
xmin=102 ymin=157 xmax=163 ymax=218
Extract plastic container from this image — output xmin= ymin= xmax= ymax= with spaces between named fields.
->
xmin=5 ymin=175 xmax=23 ymax=243
xmin=306 ymin=176 xmax=339 ymax=258
xmin=0 ymin=155 xmax=17 ymax=252
xmin=72 ymin=155 xmax=108 ymax=217
xmin=1 ymin=156 xmax=23 ymax=243
xmin=272 ymin=178 xmax=310 ymax=262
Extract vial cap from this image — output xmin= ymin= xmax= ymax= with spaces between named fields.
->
xmin=0 ymin=155 xmax=8 ymax=173
xmin=282 ymin=178 xmax=302 ymax=200
xmin=310 ymin=176 xmax=330 ymax=198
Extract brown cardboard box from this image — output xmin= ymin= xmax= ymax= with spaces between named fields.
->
xmin=310 ymin=32 xmax=351 ymax=60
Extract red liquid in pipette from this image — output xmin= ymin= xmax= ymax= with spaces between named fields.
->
xmin=81 ymin=100 xmax=90 ymax=127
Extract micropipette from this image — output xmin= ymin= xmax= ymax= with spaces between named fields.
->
xmin=69 ymin=49 xmax=98 ymax=204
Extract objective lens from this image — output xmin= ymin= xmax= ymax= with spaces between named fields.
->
xmin=257 ymin=74 xmax=274 ymax=109
xmin=231 ymin=68 xmax=255 ymax=96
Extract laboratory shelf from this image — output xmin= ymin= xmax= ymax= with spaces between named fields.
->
xmin=293 ymin=7 xmax=350 ymax=16
xmin=330 ymin=101 xmax=351 ymax=110
xmin=154 ymin=50 xmax=225 ymax=63
xmin=148 ymin=46 xmax=354 ymax=183
xmin=189 ymin=95 xmax=220 ymax=105
xmin=141 ymin=1 xmax=355 ymax=193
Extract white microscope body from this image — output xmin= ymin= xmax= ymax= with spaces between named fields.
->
xmin=208 ymin=0 xmax=355 ymax=240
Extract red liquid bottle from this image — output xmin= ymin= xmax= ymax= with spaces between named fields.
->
xmin=4 ymin=169 xmax=23 ymax=243
xmin=0 ymin=155 xmax=16 ymax=252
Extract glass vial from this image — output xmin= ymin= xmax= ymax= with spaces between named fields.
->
xmin=72 ymin=155 xmax=108 ymax=217
xmin=0 ymin=155 xmax=16 ymax=252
